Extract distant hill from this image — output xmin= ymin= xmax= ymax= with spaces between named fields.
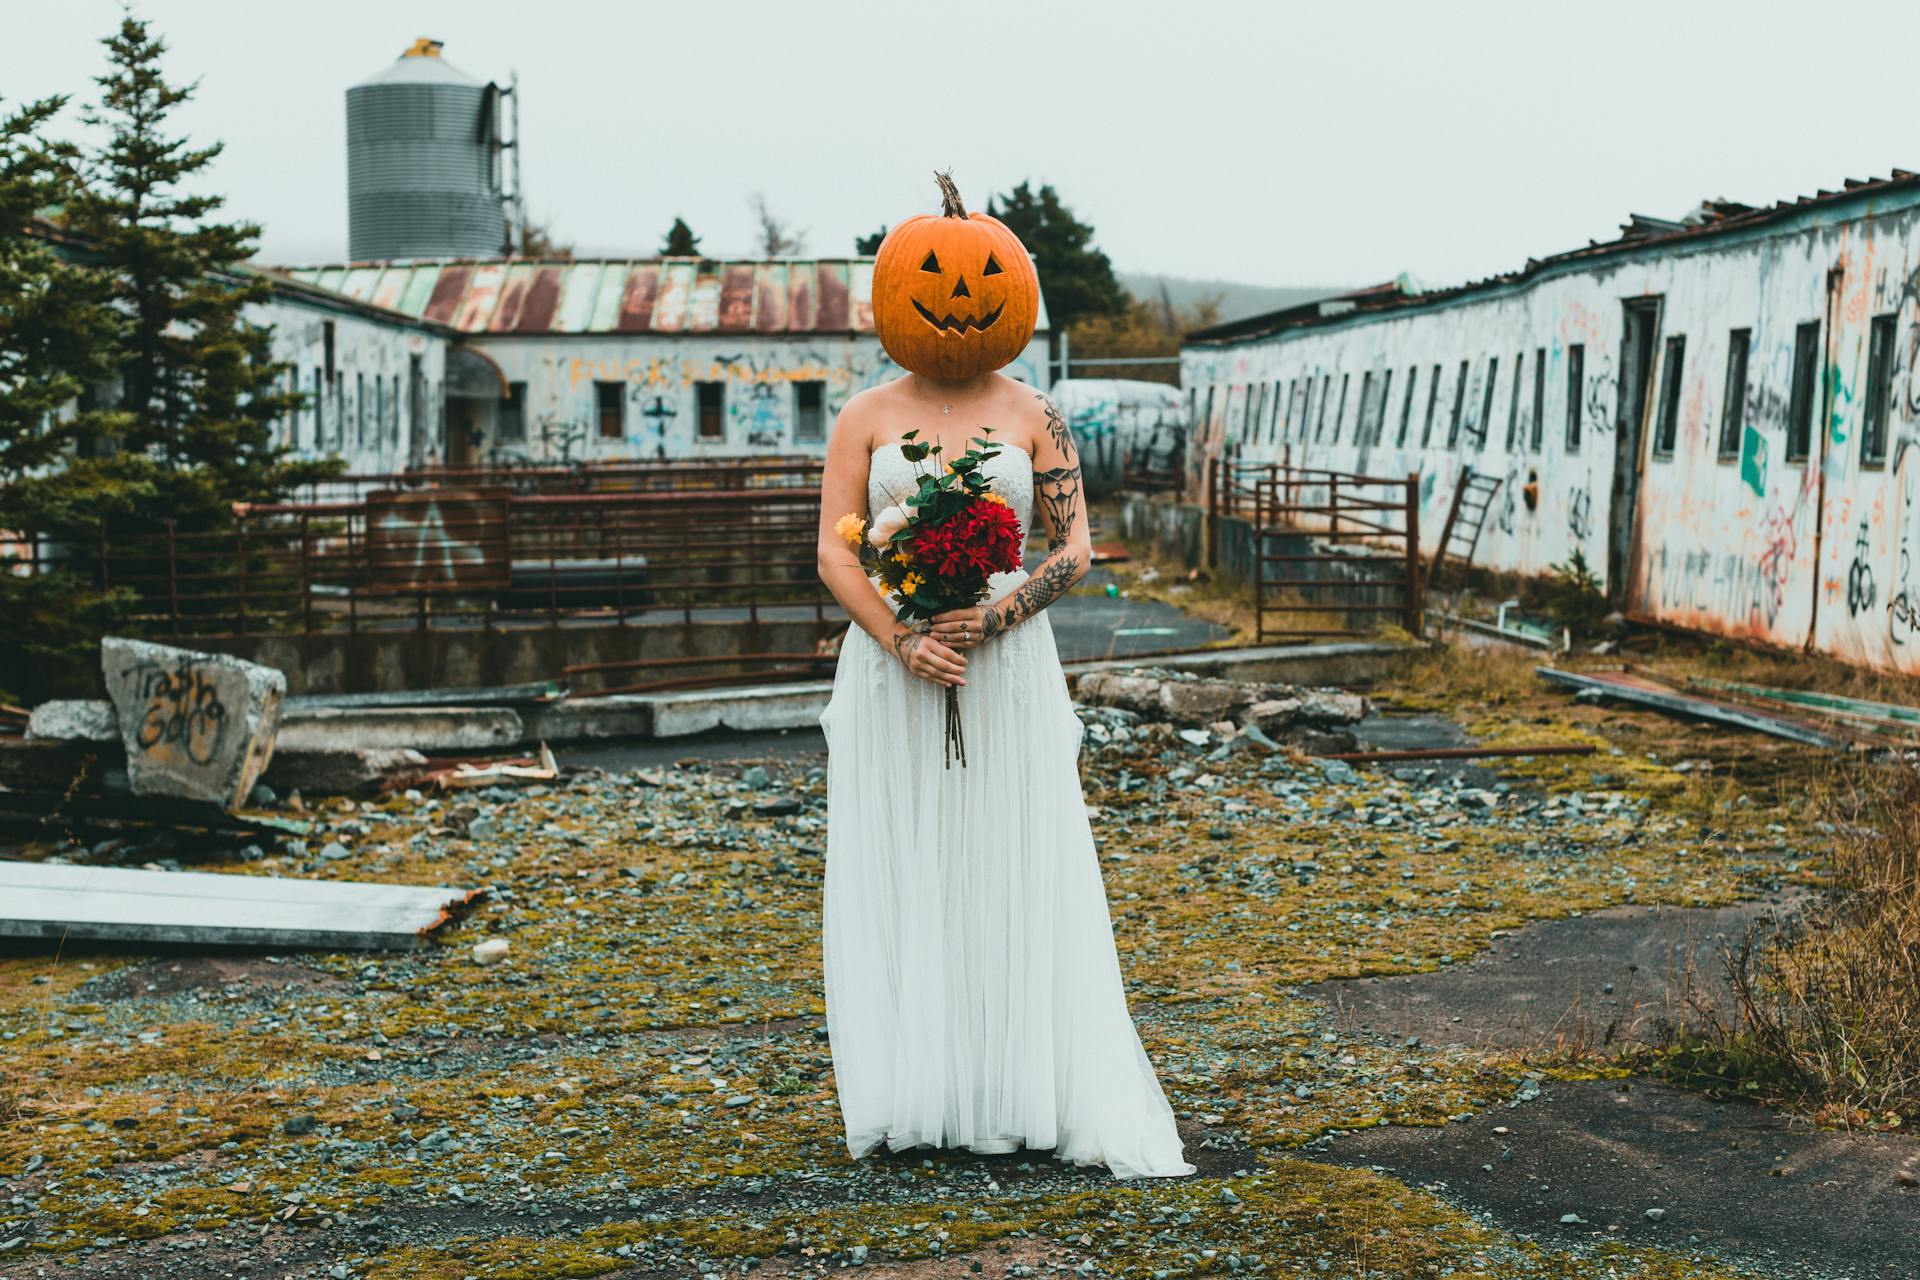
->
xmin=1119 ymin=272 xmax=1351 ymax=325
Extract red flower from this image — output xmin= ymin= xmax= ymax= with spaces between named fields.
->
xmin=907 ymin=497 xmax=1024 ymax=581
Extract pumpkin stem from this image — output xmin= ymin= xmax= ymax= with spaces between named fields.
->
xmin=933 ymin=170 xmax=968 ymax=219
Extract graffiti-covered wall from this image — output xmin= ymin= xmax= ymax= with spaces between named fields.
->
xmin=1051 ymin=378 xmax=1189 ymax=497
xmin=463 ymin=333 xmax=1049 ymax=465
xmin=1181 ymin=178 xmax=1920 ymax=676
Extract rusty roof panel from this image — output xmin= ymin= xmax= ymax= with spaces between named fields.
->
xmin=272 ymin=254 xmax=1059 ymax=336
xmin=814 ymin=263 xmax=850 ymax=332
xmin=422 ymin=265 xmax=472 ymax=324
xmin=616 ymin=264 xmax=658 ymax=332
xmin=717 ymin=264 xmax=755 ymax=332
xmin=517 ymin=264 xmax=563 ymax=332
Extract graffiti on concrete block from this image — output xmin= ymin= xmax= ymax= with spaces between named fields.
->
xmin=133 ymin=659 xmax=230 ymax=768
xmin=1847 ymin=519 xmax=1877 ymax=617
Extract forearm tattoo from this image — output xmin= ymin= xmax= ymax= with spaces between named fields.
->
xmin=1001 ymin=558 xmax=1079 ymax=627
xmin=1034 ymin=464 xmax=1082 ymax=551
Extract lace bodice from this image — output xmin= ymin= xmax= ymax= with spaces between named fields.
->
xmin=868 ymin=441 xmax=1034 ymax=541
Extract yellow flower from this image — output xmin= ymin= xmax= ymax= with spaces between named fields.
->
xmin=834 ymin=512 xmax=865 ymax=546
xmin=981 ymin=492 xmax=1008 ymax=507
xmin=891 ymin=551 xmax=912 ymax=565
xmin=901 ymin=572 xmax=924 ymax=596
xmin=872 ymin=577 xmax=890 ymax=597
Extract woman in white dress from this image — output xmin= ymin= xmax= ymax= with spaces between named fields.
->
xmin=813 ymin=302 xmax=1193 ymax=1173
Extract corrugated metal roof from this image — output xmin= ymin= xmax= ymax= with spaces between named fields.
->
xmin=284 ymin=256 xmax=1050 ymax=337
xmin=282 ymin=258 xmax=891 ymax=336
xmin=1187 ymin=169 xmax=1920 ymax=347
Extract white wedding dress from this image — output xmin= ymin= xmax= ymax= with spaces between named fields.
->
xmin=820 ymin=440 xmax=1194 ymax=1179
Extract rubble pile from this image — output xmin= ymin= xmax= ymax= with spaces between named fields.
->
xmin=1076 ymin=667 xmax=1371 ymax=754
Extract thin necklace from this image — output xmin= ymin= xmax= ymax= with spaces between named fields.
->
xmin=913 ymin=377 xmax=983 ymax=417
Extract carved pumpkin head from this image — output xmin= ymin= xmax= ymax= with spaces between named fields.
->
xmin=871 ymin=172 xmax=1039 ymax=380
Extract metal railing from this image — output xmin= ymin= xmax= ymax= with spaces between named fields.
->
xmin=1208 ymin=457 xmax=1425 ymax=642
xmin=26 ymin=484 xmax=833 ymax=640
xmin=290 ymin=456 xmax=823 ymax=504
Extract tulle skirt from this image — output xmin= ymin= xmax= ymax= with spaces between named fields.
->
xmin=820 ymin=571 xmax=1194 ymax=1179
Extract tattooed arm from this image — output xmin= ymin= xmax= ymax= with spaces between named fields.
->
xmin=934 ymin=393 xmax=1091 ymax=648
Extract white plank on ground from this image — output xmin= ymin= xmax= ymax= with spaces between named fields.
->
xmin=0 ymin=860 xmax=482 ymax=950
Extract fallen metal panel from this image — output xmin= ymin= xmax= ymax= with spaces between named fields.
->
xmin=0 ymin=860 xmax=482 ymax=951
xmin=1535 ymin=667 xmax=1849 ymax=749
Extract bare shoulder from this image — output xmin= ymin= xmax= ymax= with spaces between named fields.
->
xmin=830 ymin=383 xmax=893 ymax=451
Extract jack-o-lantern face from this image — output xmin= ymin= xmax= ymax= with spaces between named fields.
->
xmin=871 ymin=173 xmax=1040 ymax=380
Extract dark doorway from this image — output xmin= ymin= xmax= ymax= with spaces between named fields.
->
xmin=1610 ymin=297 xmax=1662 ymax=598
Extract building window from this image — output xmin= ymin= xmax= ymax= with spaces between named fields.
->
xmin=1398 ymin=366 xmax=1417 ymax=447
xmin=794 ymin=380 xmax=825 ymax=442
xmin=498 ymin=381 xmax=527 ymax=443
xmin=1299 ymin=378 xmax=1313 ymax=442
xmin=1786 ymin=321 xmax=1820 ymax=462
xmin=1267 ymin=379 xmax=1284 ymax=441
xmin=1244 ymin=383 xmax=1263 ymax=443
xmin=1864 ymin=314 xmax=1895 ymax=467
xmin=1718 ymin=329 xmax=1750 ymax=459
xmin=596 ymin=381 xmax=625 ymax=439
xmin=1566 ymin=344 xmax=1584 ymax=452
xmin=1422 ymin=363 xmax=1441 ymax=445
xmin=356 ymin=372 xmax=367 ymax=447
xmin=1447 ymin=359 xmax=1468 ymax=447
xmin=1374 ymin=368 xmax=1393 ymax=447
xmin=1475 ymin=356 xmax=1498 ymax=450
xmin=1505 ymin=351 xmax=1523 ymax=450
xmin=1530 ymin=348 xmax=1545 ymax=452
xmin=1653 ymin=335 xmax=1686 ymax=456
xmin=1315 ymin=374 xmax=1331 ymax=440
xmin=1356 ymin=372 xmax=1374 ymax=446
xmin=1331 ymin=372 xmax=1350 ymax=444
xmin=697 ymin=381 xmax=725 ymax=440
xmin=312 ymin=367 xmax=324 ymax=448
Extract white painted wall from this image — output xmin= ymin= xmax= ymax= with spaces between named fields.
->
xmin=254 ymin=293 xmax=447 ymax=474
xmin=1182 ymin=189 xmax=1920 ymax=675
xmin=462 ymin=333 xmax=1051 ymax=464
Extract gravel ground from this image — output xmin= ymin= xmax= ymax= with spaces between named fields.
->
xmin=0 ymin=657 xmax=1899 ymax=1280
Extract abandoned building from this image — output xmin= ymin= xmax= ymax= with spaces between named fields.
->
xmin=249 ymin=39 xmax=1049 ymax=472
xmin=1181 ymin=171 xmax=1920 ymax=676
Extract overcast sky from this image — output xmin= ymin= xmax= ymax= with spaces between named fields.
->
xmin=9 ymin=0 xmax=1920 ymax=291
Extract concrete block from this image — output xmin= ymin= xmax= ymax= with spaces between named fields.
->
xmin=275 ymin=707 xmax=523 ymax=753
xmin=25 ymin=699 xmax=117 ymax=743
xmin=262 ymin=747 xmax=429 ymax=796
xmin=522 ymin=697 xmax=654 ymax=742
xmin=647 ymin=682 xmax=833 ymax=737
xmin=101 ymin=637 xmax=286 ymax=809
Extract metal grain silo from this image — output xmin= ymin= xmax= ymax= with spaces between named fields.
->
xmin=347 ymin=39 xmax=507 ymax=261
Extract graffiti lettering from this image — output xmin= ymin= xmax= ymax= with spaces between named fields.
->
xmin=1568 ymin=486 xmax=1593 ymax=544
xmin=1847 ymin=519 xmax=1877 ymax=616
xmin=133 ymin=660 xmax=230 ymax=767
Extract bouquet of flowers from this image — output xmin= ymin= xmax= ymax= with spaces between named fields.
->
xmin=834 ymin=428 xmax=1024 ymax=767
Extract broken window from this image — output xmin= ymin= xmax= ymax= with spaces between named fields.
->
xmin=1423 ymin=363 xmax=1442 ymax=446
xmin=1315 ymin=374 xmax=1331 ymax=441
xmin=794 ymin=380 xmax=826 ymax=443
xmin=1786 ymin=321 xmax=1820 ymax=462
xmin=1356 ymin=372 xmax=1374 ymax=446
xmin=1447 ymin=359 xmax=1469 ymax=447
xmin=1375 ymin=368 xmax=1393 ymax=447
xmin=1718 ymin=329 xmax=1750 ymax=460
xmin=1331 ymin=372 xmax=1350 ymax=444
xmin=1530 ymin=348 xmax=1545 ymax=452
xmin=1566 ymin=344 xmax=1584 ymax=452
xmin=498 ymin=381 xmax=527 ymax=443
xmin=1398 ymin=365 xmax=1418 ymax=447
xmin=697 ymin=381 xmax=725 ymax=440
xmin=1863 ymin=313 xmax=1895 ymax=467
xmin=1505 ymin=351 xmax=1523 ymax=450
xmin=1653 ymin=335 xmax=1685 ymax=456
xmin=1476 ymin=356 xmax=1498 ymax=450
xmin=596 ymin=381 xmax=625 ymax=439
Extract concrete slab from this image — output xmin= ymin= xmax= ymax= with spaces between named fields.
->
xmin=0 ymin=859 xmax=481 ymax=950
xmin=101 ymin=638 xmax=285 ymax=809
xmin=275 ymin=706 xmax=523 ymax=752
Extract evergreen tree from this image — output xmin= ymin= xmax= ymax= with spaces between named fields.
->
xmin=65 ymin=15 xmax=316 ymax=525
xmin=987 ymin=182 xmax=1128 ymax=332
xmin=0 ymin=94 xmax=135 ymax=702
xmin=854 ymin=224 xmax=891 ymax=255
xmin=660 ymin=216 xmax=702 ymax=256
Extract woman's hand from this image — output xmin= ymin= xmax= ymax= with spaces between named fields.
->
xmin=929 ymin=605 xmax=998 ymax=651
xmin=889 ymin=626 xmax=967 ymax=686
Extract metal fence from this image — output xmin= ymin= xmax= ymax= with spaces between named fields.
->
xmin=289 ymin=457 xmax=823 ymax=505
xmin=1208 ymin=457 xmax=1425 ymax=642
xmin=27 ymin=484 xmax=832 ymax=640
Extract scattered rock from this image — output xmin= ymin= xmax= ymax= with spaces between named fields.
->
xmin=283 ymin=1115 xmax=318 ymax=1136
xmin=471 ymin=938 xmax=511 ymax=966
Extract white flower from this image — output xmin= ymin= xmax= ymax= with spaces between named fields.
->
xmin=868 ymin=504 xmax=910 ymax=546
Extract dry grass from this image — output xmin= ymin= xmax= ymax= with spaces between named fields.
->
xmin=1670 ymin=761 xmax=1920 ymax=1126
